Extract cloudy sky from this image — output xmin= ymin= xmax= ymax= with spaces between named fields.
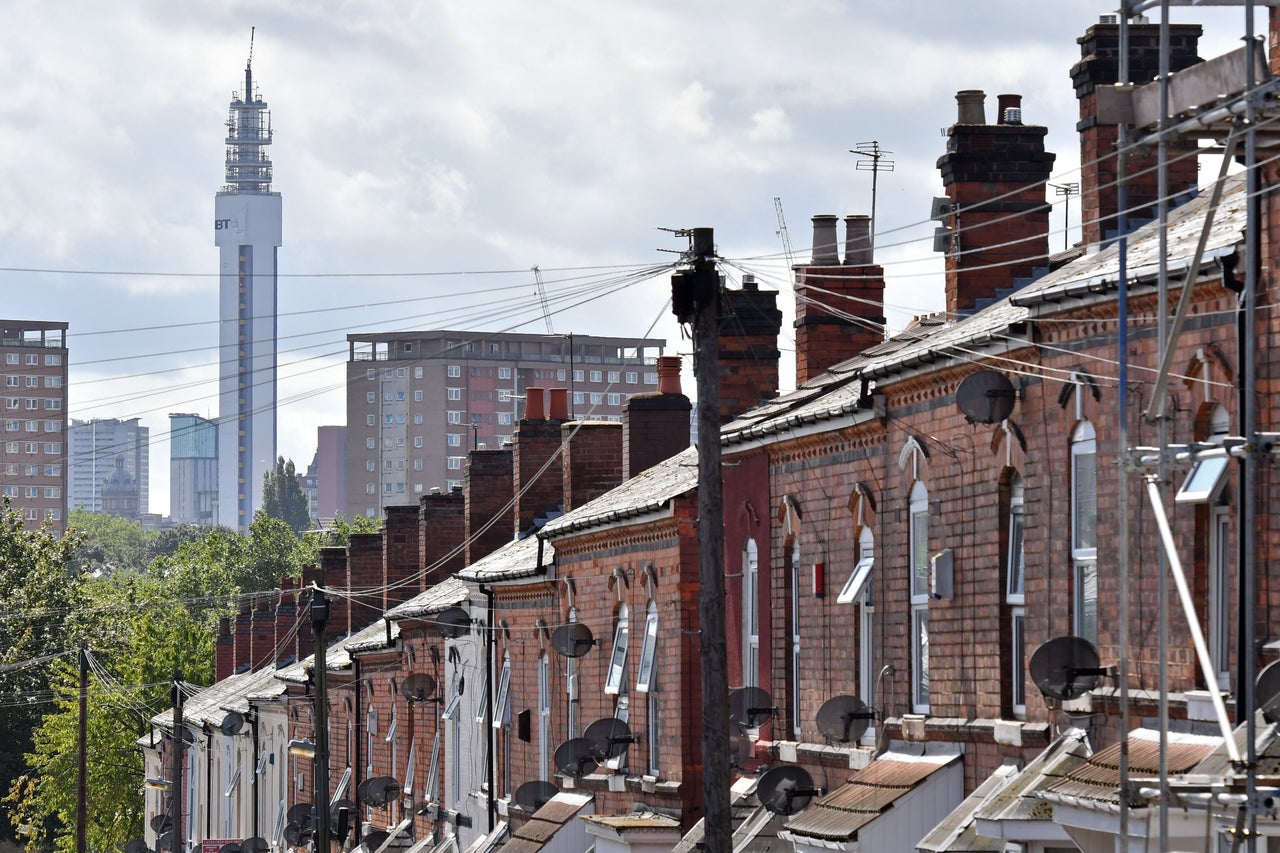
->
xmin=0 ymin=1 xmax=1261 ymax=513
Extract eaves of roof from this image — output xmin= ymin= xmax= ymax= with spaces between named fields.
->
xmin=539 ymin=447 xmax=698 ymax=539
xmin=385 ymin=575 xmax=469 ymax=622
xmin=456 ymin=533 xmax=551 ymax=583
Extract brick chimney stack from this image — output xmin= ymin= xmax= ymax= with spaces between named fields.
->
xmin=465 ymin=449 xmax=513 ymax=564
xmin=216 ymin=617 xmax=234 ymax=681
xmin=420 ymin=487 xmax=465 ymax=586
xmin=718 ymin=277 xmax=783 ymax=421
xmin=513 ymin=387 xmax=566 ymax=537
xmin=383 ymin=505 xmax=421 ymax=610
xmin=794 ymin=216 xmax=886 ymax=384
xmin=348 ymin=532 xmax=384 ymax=630
xmin=1071 ymin=19 xmax=1201 ymax=246
xmin=937 ymin=90 xmax=1056 ymax=316
xmin=622 ymin=355 xmax=689 ymax=479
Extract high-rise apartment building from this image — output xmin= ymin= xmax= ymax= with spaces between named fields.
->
xmin=0 ymin=321 xmax=69 ymax=532
xmin=345 ymin=331 xmax=664 ymax=519
xmin=215 ymin=52 xmax=281 ymax=531
xmin=68 ymin=417 xmax=149 ymax=515
xmin=314 ymin=425 xmax=347 ymax=523
xmin=170 ymin=413 xmax=218 ymax=525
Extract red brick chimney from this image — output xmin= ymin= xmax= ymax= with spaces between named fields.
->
xmin=514 ymin=388 xmax=565 ymax=537
xmin=563 ymin=420 xmax=624 ymax=509
xmin=274 ymin=577 xmax=299 ymax=665
xmin=348 ymin=532 xmax=384 ymax=630
xmin=318 ymin=547 xmax=351 ymax=639
xmin=719 ymin=277 xmax=783 ymax=420
xmin=937 ymin=90 xmax=1056 ymax=315
xmin=465 ymin=449 xmax=513 ymax=564
xmin=216 ymin=617 xmax=235 ymax=681
xmin=383 ymin=505 xmax=421 ymax=610
xmin=251 ymin=593 xmax=276 ymax=671
xmin=420 ymin=487 xmax=465 ymax=585
xmin=793 ymin=215 xmax=886 ymax=383
xmin=623 ymin=355 xmax=691 ymax=478
xmin=234 ymin=600 xmax=252 ymax=673
xmin=1071 ymin=19 xmax=1201 ymax=247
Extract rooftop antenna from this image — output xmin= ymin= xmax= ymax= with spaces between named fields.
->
xmin=850 ymin=141 xmax=894 ymax=251
xmin=245 ymin=27 xmax=255 ymax=100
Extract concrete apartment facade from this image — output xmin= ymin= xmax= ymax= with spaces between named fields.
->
xmin=68 ymin=417 xmax=149 ymax=515
xmin=344 ymin=331 xmax=664 ymax=519
xmin=0 ymin=320 xmax=69 ymax=533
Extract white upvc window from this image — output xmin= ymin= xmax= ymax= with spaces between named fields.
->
xmin=1071 ymin=421 xmax=1098 ymax=645
xmin=1007 ymin=474 xmax=1026 ymax=716
xmin=910 ymin=481 xmax=930 ymax=712
xmin=635 ymin=602 xmax=658 ymax=693
xmin=493 ymin=654 xmax=511 ymax=728
xmin=538 ymin=654 xmax=551 ymax=781
xmin=790 ymin=538 xmax=802 ymax=735
xmin=605 ymin=603 xmax=629 ymax=695
xmin=1210 ymin=507 xmax=1232 ymax=689
xmin=743 ymin=539 xmax=759 ymax=688
xmin=856 ymin=526 xmax=877 ymax=724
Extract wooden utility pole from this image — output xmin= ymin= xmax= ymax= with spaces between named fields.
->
xmin=312 ymin=585 xmax=332 ymax=853
xmin=673 ymin=227 xmax=730 ymax=850
xmin=76 ymin=644 xmax=87 ymax=853
xmin=170 ymin=671 xmax=185 ymax=853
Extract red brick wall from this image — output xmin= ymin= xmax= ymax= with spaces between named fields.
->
xmin=622 ymin=395 xmax=690 ymax=480
xmin=514 ymin=417 xmax=565 ymax=536
xmin=563 ymin=421 xmax=624 ymax=509
xmin=465 ymin=449 xmax=513 ymax=564
xmin=794 ymin=262 xmax=886 ymax=384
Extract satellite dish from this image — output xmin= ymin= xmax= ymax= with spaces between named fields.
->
xmin=242 ymin=838 xmax=269 ymax=853
xmin=1257 ymin=661 xmax=1280 ymax=724
xmin=554 ymin=738 xmax=600 ymax=778
xmin=155 ymin=832 xmax=173 ymax=853
xmin=149 ymin=815 xmax=172 ymax=834
xmin=363 ymin=775 xmax=402 ymax=806
xmin=1029 ymin=636 xmax=1107 ymax=701
xmin=955 ymin=370 xmax=1017 ymax=424
xmin=287 ymin=803 xmax=314 ymax=826
xmin=435 ymin=606 xmax=471 ymax=639
xmin=815 ymin=695 xmax=873 ymax=744
xmin=219 ymin=711 xmax=245 ymax=736
xmin=124 ymin=839 xmax=150 ymax=853
xmin=757 ymin=765 xmax=820 ymax=816
xmin=551 ymin=622 xmax=595 ymax=658
xmin=217 ymin=844 xmax=242 ymax=853
xmin=360 ymin=831 xmax=390 ymax=853
xmin=729 ymin=686 xmax=775 ymax=730
xmin=584 ymin=717 xmax=635 ymax=761
xmin=284 ymin=824 xmax=304 ymax=847
xmin=400 ymin=673 xmax=437 ymax=702
xmin=513 ymin=779 xmax=558 ymax=812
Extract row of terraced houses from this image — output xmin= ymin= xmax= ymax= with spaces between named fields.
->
xmin=143 ymin=14 xmax=1280 ymax=853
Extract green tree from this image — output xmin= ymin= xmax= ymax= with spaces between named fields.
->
xmin=67 ymin=508 xmax=156 ymax=575
xmin=261 ymin=456 xmax=310 ymax=534
xmin=293 ymin=513 xmax=383 ymax=570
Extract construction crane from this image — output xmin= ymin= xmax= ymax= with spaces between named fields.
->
xmin=532 ymin=265 xmax=554 ymax=334
xmin=774 ymin=197 xmax=797 ymax=285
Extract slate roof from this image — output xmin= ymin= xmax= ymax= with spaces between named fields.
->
xmin=385 ymin=575 xmax=470 ymax=621
xmin=784 ymin=751 xmax=961 ymax=842
xmin=455 ymin=533 xmax=552 ymax=583
xmin=151 ymin=666 xmax=285 ymax=731
xmin=539 ymin=446 xmax=698 ymax=539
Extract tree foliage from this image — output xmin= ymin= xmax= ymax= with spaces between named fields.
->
xmin=261 ymin=456 xmax=310 ymax=535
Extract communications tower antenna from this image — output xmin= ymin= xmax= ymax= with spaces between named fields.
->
xmin=532 ymin=266 xmax=554 ymax=334
xmin=773 ymin=197 xmax=796 ymax=285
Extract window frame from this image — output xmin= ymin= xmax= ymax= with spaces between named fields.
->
xmin=1071 ymin=421 xmax=1098 ymax=645
xmin=635 ymin=602 xmax=658 ymax=693
xmin=604 ymin=603 xmax=629 ymax=695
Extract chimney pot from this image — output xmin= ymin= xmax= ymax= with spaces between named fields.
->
xmin=997 ymin=94 xmax=1022 ymax=125
xmin=525 ymin=387 xmax=546 ymax=421
xmin=548 ymin=387 xmax=569 ymax=420
xmin=810 ymin=215 xmax=840 ymax=265
xmin=657 ymin=356 xmax=682 ymax=395
xmin=956 ymin=89 xmax=987 ymax=125
xmin=742 ymin=273 xmax=758 ymax=291
xmin=844 ymin=215 xmax=873 ymax=265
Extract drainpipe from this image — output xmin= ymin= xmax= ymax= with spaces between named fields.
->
xmin=251 ymin=710 xmax=260 ymax=840
xmin=205 ymin=731 xmax=213 ymax=841
xmin=482 ymin=584 xmax=497 ymax=833
xmin=353 ymin=657 xmax=363 ymax=844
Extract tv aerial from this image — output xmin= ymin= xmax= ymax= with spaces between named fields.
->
xmin=400 ymin=673 xmax=437 ymax=703
xmin=513 ymin=779 xmax=558 ymax=812
xmin=219 ymin=711 xmax=245 ymax=736
xmin=756 ymin=765 xmax=821 ymax=816
xmin=815 ymin=695 xmax=874 ymax=744
xmin=554 ymin=738 xmax=600 ymax=778
xmin=1029 ymin=636 xmax=1107 ymax=701
xmin=551 ymin=622 xmax=595 ymax=658
xmin=1256 ymin=660 xmax=1280 ymax=724
xmin=729 ymin=686 xmax=775 ymax=731
xmin=435 ymin=607 xmax=471 ymax=639
xmin=955 ymin=370 xmax=1017 ymax=425
xmin=584 ymin=717 xmax=635 ymax=762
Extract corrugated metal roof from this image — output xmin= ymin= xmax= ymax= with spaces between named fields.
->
xmin=785 ymin=752 xmax=960 ymax=841
xmin=540 ymin=447 xmax=698 ymax=539
xmin=386 ymin=576 xmax=469 ymax=621
xmin=581 ymin=813 xmax=680 ymax=830
xmin=972 ymin=727 xmax=1092 ymax=826
xmin=1037 ymin=729 xmax=1220 ymax=810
